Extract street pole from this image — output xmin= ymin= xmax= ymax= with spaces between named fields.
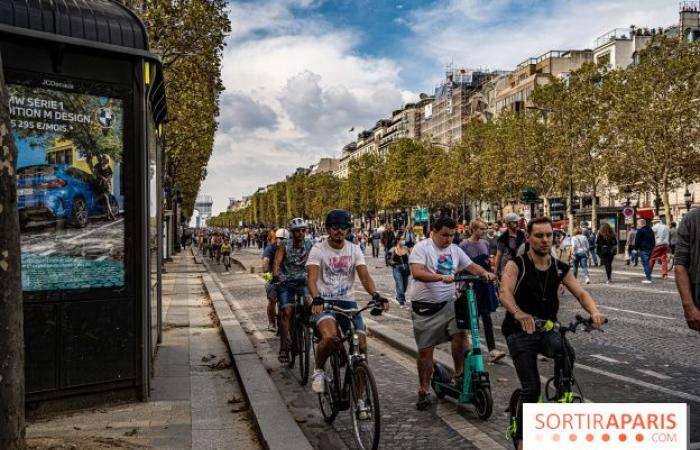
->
xmin=567 ymin=171 xmax=575 ymax=237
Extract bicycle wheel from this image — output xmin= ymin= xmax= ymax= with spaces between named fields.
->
xmin=349 ymin=360 xmax=381 ymax=450
xmin=507 ymin=389 xmax=521 ymax=450
xmin=318 ymin=352 xmax=340 ymax=424
xmin=298 ymin=321 xmax=311 ymax=385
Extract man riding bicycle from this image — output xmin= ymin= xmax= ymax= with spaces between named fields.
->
xmin=499 ymin=217 xmax=606 ymax=450
xmin=262 ymin=228 xmax=289 ymax=332
xmin=307 ymin=209 xmax=388 ymax=399
xmin=211 ymin=231 xmax=223 ymax=263
xmin=273 ymin=218 xmax=313 ymax=364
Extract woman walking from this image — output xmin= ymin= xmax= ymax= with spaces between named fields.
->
xmin=571 ymin=227 xmax=590 ymax=284
xmin=389 ymin=233 xmax=410 ymax=308
xmin=597 ymin=223 xmax=618 ymax=283
xmin=459 ymin=219 xmax=505 ymax=363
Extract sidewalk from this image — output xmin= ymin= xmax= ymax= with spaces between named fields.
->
xmin=27 ymin=253 xmax=261 ymax=450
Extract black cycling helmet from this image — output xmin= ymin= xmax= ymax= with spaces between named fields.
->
xmin=325 ymin=209 xmax=352 ymax=228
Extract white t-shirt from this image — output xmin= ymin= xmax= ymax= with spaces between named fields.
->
xmin=306 ymin=240 xmax=366 ymax=303
xmin=407 ymin=238 xmax=473 ymax=304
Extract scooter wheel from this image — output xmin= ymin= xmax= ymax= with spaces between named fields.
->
xmin=474 ymin=387 xmax=493 ymax=421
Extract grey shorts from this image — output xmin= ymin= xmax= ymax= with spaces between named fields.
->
xmin=411 ymin=300 xmax=465 ymax=350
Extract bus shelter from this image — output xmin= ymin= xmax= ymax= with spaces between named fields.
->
xmin=0 ymin=0 xmax=167 ymax=401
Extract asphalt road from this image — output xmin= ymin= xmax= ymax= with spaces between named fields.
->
xmin=211 ymin=246 xmax=700 ymax=447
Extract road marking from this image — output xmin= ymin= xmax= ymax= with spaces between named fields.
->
xmin=65 ymin=218 xmax=124 ymax=242
xmin=636 ymin=369 xmax=672 ymax=380
xmin=588 ymin=267 xmax=675 ymax=280
xmin=589 ymin=283 xmax=677 ymax=295
xmin=590 ymin=354 xmax=623 ymax=364
xmin=598 ymin=305 xmax=676 ymax=320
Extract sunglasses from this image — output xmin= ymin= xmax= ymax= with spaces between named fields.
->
xmin=329 ymin=224 xmax=350 ymax=231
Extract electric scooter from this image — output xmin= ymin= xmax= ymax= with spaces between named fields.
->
xmin=431 ymin=274 xmax=493 ymax=420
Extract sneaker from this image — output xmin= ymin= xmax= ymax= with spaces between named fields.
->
xmin=416 ymin=390 xmax=432 ymax=411
xmin=489 ymin=350 xmax=506 ymax=363
xmin=605 ymin=279 xmax=611 ymax=284
xmin=356 ymin=399 xmax=370 ymax=420
xmin=585 ymin=277 xmax=590 ymax=284
xmin=311 ymin=369 xmax=326 ymax=393
xmin=642 ymin=279 xmax=652 ymax=284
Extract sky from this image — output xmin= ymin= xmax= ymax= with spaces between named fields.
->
xmin=199 ymin=0 xmax=679 ymax=215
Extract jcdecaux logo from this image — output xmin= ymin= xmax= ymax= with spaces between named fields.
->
xmin=524 ymin=403 xmax=688 ymax=449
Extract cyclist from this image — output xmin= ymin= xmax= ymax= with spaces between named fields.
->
xmin=499 ymin=217 xmax=606 ymax=450
xmin=307 ymin=209 xmax=388 ymax=399
xmin=273 ymin=218 xmax=313 ymax=364
xmin=211 ymin=231 xmax=223 ymax=263
xmin=262 ymin=228 xmax=288 ymax=332
xmin=409 ymin=216 xmax=496 ymax=411
xmin=221 ymin=237 xmax=232 ymax=271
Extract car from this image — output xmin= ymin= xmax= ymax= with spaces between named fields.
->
xmin=17 ymin=164 xmax=119 ymax=229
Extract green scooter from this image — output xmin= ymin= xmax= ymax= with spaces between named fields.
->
xmin=431 ymin=274 xmax=493 ymax=420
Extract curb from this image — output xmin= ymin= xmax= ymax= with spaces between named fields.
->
xmin=201 ymin=271 xmax=313 ymax=450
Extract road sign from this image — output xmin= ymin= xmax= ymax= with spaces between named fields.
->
xmin=623 ymin=207 xmax=634 ymax=218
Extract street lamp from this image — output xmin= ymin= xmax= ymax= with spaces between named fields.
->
xmin=684 ymin=187 xmax=693 ymax=211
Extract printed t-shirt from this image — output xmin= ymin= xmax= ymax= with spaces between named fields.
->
xmin=306 ymin=240 xmax=366 ymax=303
xmin=408 ymin=238 xmax=473 ymax=304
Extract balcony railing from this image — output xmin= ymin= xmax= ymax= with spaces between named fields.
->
xmin=595 ymin=28 xmax=632 ymax=48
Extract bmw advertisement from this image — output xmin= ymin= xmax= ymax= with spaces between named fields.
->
xmin=8 ymin=80 xmax=125 ymax=292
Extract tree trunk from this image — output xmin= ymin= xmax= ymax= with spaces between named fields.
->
xmin=543 ymin=196 xmax=550 ymax=217
xmin=0 ymin=52 xmax=26 ymax=450
xmin=591 ymin=183 xmax=598 ymax=232
xmin=663 ymin=185 xmax=672 ymax=224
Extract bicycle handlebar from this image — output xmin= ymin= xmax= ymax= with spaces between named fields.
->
xmin=534 ymin=315 xmax=609 ymax=333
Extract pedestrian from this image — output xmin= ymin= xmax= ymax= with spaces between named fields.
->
xmin=459 ymin=219 xmax=506 ymax=363
xmin=495 ymin=213 xmax=526 ymax=278
xmin=404 ymin=224 xmax=417 ymax=252
xmin=381 ymin=224 xmax=396 ymax=266
xmin=669 ymin=221 xmax=678 ymax=269
xmin=635 ymin=219 xmax=656 ymax=283
xmin=650 ymin=217 xmax=670 ymax=279
xmin=625 ymin=225 xmax=638 ymax=266
xmin=596 ymin=223 xmax=618 ymax=284
xmin=571 ymin=227 xmax=590 ymax=283
xmin=359 ymin=229 xmax=368 ymax=254
xmin=371 ymin=228 xmax=381 ymax=258
xmin=389 ymin=233 xmax=410 ymax=308
xmin=407 ymin=216 xmax=496 ymax=410
xmin=583 ymin=223 xmax=599 ymax=267
xmin=674 ymin=207 xmax=700 ymax=331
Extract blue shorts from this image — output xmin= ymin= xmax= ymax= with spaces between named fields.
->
xmin=314 ymin=300 xmax=367 ymax=335
xmin=277 ymin=281 xmax=308 ymax=309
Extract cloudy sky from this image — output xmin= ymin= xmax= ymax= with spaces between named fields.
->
xmin=199 ymin=0 xmax=678 ymax=215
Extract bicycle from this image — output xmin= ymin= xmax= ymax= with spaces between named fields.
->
xmin=286 ymin=284 xmax=312 ymax=385
xmin=314 ymin=298 xmax=387 ymax=450
xmin=506 ymin=314 xmax=608 ymax=448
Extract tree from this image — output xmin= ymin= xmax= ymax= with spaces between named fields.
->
xmin=0 ymin=54 xmax=25 ymax=450
xmin=606 ymin=36 xmax=700 ymax=221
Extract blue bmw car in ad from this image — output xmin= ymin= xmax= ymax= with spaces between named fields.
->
xmin=17 ymin=164 xmax=120 ymax=229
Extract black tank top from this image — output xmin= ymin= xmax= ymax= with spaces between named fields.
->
xmin=501 ymin=255 xmax=570 ymax=337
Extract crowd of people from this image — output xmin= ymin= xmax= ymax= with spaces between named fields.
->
xmin=188 ymin=205 xmax=700 ymax=450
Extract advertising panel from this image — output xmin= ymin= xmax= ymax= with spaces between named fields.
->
xmin=9 ymin=79 xmax=125 ymax=291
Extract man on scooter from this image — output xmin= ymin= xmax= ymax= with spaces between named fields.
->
xmin=499 ymin=217 xmax=606 ymax=450
xmin=408 ymin=216 xmax=496 ymax=411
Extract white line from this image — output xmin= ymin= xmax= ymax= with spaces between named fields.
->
xmin=636 ymin=369 xmax=672 ymax=380
xmin=66 ymin=218 xmax=124 ymax=242
xmin=590 ymin=283 xmax=678 ymax=295
xmin=590 ymin=354 xmax=623 ymax=364
xmin=588 ymin=267 xmax=675 ymax=280
xmin=575 ymin=362 xmax=700 ymax=403
xmin=598 ymin=305 xmax=676 ymax=320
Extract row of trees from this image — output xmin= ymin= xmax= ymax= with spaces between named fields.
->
xmin=210 ymin=35 xmax=700 ymax=229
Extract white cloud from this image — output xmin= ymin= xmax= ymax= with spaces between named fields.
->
xmin=201 ymin=3 xmax=413 ymax=214
xmin=404 ymin=0 xmax=679 ymax=71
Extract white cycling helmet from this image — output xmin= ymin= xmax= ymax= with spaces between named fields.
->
xmin=275 ymin=228 xmax=290 ymax=239
xmin=289 ymin=217 xmax=308 ymax=230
